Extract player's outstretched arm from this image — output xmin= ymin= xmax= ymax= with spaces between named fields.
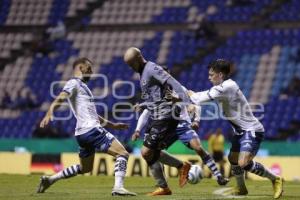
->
xmin=98 ymin=115 xmax=129 ymax=130
xmin=188 ymin=90 xmax=213 ymax=105
xmin=40 ymin=91 xmax=69 ymax=128
xmin=132 ymin=109 xmax=150 ymax=141
xmin=166 ymin=77 xmax=191 ymax=103
xmin=188 ymin=83 xmax=228 ymax=105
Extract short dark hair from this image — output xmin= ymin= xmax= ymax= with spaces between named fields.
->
xmin=208 ymin=59 xmax=231 ymax=77
xmin=73 ymin=57 xmax=93 ymax=69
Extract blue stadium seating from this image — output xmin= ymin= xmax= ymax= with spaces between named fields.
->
xmin=192 ymin=0 xmax=272 ymax=22
xmin=270 ymin=0 xmax=300 ymax=22
xmin=48 ymin=0 xmax=70 ymax=25
xmin=152 ymin=7 xmax=189 ymax=24
xmin=0 ymin=0 xmax=10 ymax=25
xmin=0 ymin=0 xmax=300 ymax=142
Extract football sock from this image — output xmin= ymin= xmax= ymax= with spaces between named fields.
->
xmin=149 ymin=161 xmax=168 ymax=188
xmin=49 ymin=164 xmax=82 ymax=184
xmin=159 ymin=150 xmax=183 ymax=169
xmin=202 ymin=154 xmax=222 ymax=178
xmin=243 ymin=160 xmax=277 ymax=181
xmin=232 ymin=164 xmax=247 ymax=188
xmin=114 ymin=155 xmax=128 ymax=189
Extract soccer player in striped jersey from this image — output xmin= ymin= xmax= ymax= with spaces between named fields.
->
xmin=189 ymin=59 xmax=283 ymax=199
xmin=37 ymin=58 xmax=136 ymax=196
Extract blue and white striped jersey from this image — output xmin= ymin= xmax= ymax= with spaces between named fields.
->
xmin=63 ymin=77 xmax=100 ymax=136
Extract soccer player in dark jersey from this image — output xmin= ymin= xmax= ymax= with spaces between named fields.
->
xmin=133 ymin=66 xmax=229 ymax=189
xmin=124 ymin=47 xmax=192 ymax=195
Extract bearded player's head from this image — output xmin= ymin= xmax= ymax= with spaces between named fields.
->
xmin=123 ymin=47 xmax=147 ymax=73
xmin=73 ymin=58 xmax=93 ymax=83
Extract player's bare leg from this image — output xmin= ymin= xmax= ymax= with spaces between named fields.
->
xmin=107 ymin=139 xmax=136 ymax=196
xmin=189 ymin=138 xmax=229 ymax=186
xmin=37 ymin=154 xmax=94 ymax=193
xmin=239 ymin=151 xmax=283 ymax=199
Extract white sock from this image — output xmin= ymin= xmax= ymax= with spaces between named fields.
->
xmin=114 ymin=155 xmax=128 ymax=189
xmin=49 ymin=171 xmax=64 ymax=184
xmin=248 ymin=161 xmax=277 ymax=181
xmin=114 ymin=176 xmax=124 ymax=189
xmin=49 ymin=164 xmax=82 ymax=184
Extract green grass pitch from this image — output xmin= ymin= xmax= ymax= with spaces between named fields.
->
xmin=0 ymin=174 xmax=299 ymax=200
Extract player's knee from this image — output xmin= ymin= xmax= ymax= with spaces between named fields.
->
xmin=193 ymin=146 xmax=206 ymax=156
xmin=141 ymin=148 xmax=151 ymax=159
xmin=116 ymin=150 xmax=129 ymax=158
xmin=238 ymin=159 xmax=250 ymax=169
xmin=141 ymin=148 xmax=159 ymax=165
xmin=241 ymin=160 xmax=254 ymax=171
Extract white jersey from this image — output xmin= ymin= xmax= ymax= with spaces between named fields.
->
xmin=190 ymin=79 xmax=264 ymax=134
xmin=62 ymin=78 xmax=100 ymax=136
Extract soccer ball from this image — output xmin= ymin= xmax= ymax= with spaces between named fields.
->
xmin=188 ymin=165 xmax=203 ymax=184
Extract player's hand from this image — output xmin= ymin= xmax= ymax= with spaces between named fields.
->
xmin=40 ymin=114 xmax=52 ymax=128
xmin=131 ymin=130 xmax=140 ymax=141
xmin=113 ymin=123 xmax=129 ymax=130
xmin=191 ymin=121 xmax=200 ymax=131
xmin=133 ymin=103 xmax=141 ymax=112
xmin=187 ymin=90 xmax=195 ymax=97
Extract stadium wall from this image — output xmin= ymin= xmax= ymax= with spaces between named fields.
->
xmin=0 ymin=139 xmax=300 ymax=155
xmin=1 ymin=152 xmax=300 ymax=181
xmin=0 ymin=152 xmax=31 ymax=174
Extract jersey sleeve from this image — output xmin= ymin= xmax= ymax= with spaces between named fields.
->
xmin=207 ymin=85 xmax=227 ymax=100
xmin=151 ymin=65 xmax=171 ymax=84
xmin=191 ymin=84 xmax=229 ymax=104
xmin=62 ymin=79 xmax=77 ymax=95
xmin=190 ymin=91 xmax=211 ymax=104
xmin=135 ymin=109 xmax=150 ymax=132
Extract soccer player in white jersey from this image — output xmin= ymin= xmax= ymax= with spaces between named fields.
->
xmin=188 ymin=59 xmax=283 ymax=199
xmin=37 ymin=58 xmax=136 ymax=196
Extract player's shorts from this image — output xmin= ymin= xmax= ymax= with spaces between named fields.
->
xmin=212 ymin=151 xmax=224 ymax=162
xmin=230 ymin=130 xmax=264 ymax=156
xmin=176 ymin=121 xmax=199 ymax=149
xmin=75 ymin=127 xmax=115 ymax=158
xmin=143 ymin=118 xmax=179 ymax=150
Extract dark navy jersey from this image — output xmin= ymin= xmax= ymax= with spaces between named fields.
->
xmin=139 ymin=61 xmax=175 ymax=120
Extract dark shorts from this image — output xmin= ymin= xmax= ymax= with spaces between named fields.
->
xmin=143 ymin=118 xmax=179 ymax=150
xmin=213 ymin=151 xmax=224 ymax=162
xmin=176 ymin=122 xmax=199 ymax=149
xmin=230 ymin=131 xmax=264 ymax=156
xmin=75 ymin=127 xmax=115 ymax=158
